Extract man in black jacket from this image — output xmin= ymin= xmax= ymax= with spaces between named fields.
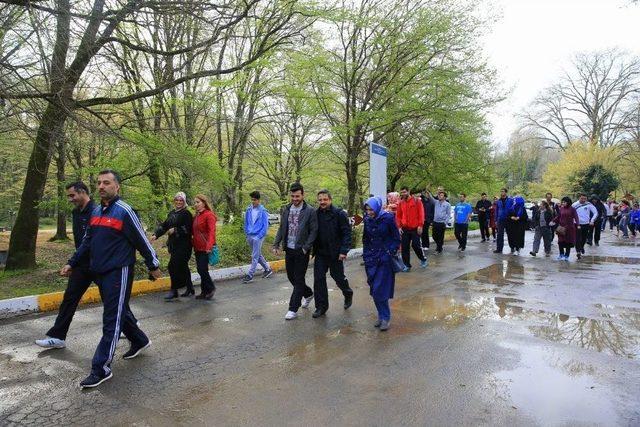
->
xmin=589 ymin=195 xmax=606 ymax=246
xmin=420 ymin=190 xmax=435 ymax=250
xmin=35 ymin=182 xmax=96 ymax=349
xmin=475 ymin=193 xmax=492 ymax=242
xmin=312 ymin=190 xmax=353 ymax=318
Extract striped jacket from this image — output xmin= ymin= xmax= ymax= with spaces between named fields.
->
xmin=69 ymin=196 xmax=159 ymax=274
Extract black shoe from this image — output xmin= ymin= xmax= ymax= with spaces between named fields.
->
xmin=576 ymin=253 xmax=582 ymax=260
xmin=530 ymin=251 xmax=536 ymax=257
xmin=312 ymin=309 xmax=326 ymax=318
xmin=493 ymin=249 xmax=502 ymax=254
xmin=80 ymin=372 xmax=113 ymax=389
xmin=123 ymin=340 xmax=151 ymax=360
xmin=204 ymin=290 xmax=215 ymax=300
xmin=195 ymin=293 xmax=206 ymax=300
xmin=595 ymin=242 xmax=599 ymax=246
xmin=344 ymin=293 xmax=353 ymax=309
xmin=481 ymin=238 xmax=486 ymax=242
xmin=164 ymin=290 xmax=179 ymax=301
xmin=180 ymin=288 xmax=195 ymax=297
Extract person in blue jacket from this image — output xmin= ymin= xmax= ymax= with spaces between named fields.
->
xmin=362 ymin=196 xmax=401 ymax=331
xmin=506 ymin=195 xmax=528 ymax=255
xmin=63 ymin=170 xmax=161 ymax=389
xmin=630 ymin=202 xmax=640 ymax=237
xmin=493 ymin=188 xmax=514 ymax=254
xmin=242 ymin=191 xmax=273 ymax=283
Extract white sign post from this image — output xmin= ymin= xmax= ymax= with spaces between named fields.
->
xmin=369 ymin=142 xmax=387 ymax=200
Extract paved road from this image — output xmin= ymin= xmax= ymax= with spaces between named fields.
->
xmin=1 ymin=231 xmax=639 ymax=426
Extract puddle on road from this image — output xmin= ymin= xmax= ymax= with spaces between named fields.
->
xmin=494 ymin=342 xmax=619 ymax=426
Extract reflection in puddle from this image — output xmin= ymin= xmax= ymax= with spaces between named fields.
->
xmin=495 ymin=342 xmax=619 ymax=425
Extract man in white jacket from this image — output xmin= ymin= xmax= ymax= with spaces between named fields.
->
xmin=572 ymin=194 xmax=599 ymax=259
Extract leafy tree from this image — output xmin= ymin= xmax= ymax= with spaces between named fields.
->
xmin=570 ymin=164 xmax=620 ymax=201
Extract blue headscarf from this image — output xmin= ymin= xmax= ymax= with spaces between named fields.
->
xmin=365 ymin=196 xmax=383 ymax=218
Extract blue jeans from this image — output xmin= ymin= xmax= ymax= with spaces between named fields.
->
xmin=246 ymin=236 xmax=269 ymax=277
xmin=496 ymin=220 xmax=507 ymax=251
xmin=374 ymin=299 xmax=391 ymax=321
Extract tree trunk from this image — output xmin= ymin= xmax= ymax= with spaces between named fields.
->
xmin=51 ymin=138 xmax=68 ymax=240
xmin=6 ymin=103 xmax=68 ymax=269
xmin=345 ymin=155 xmax=359 ymax=215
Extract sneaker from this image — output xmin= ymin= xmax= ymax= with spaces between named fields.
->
xmin=379 ymin=320 xmax=390 ymax=331
xmin=556 ymin=255 xmax=564 ymax=261
xmin=544 ymin=252 xmax=551 ymax=257
xmin=35 ymin=337 xmax=66 ymax=349
xmin=80 ymin=372 xmax=113 ymax=389
xmin=493 ymin=250 xmax=502 ymax=254
xmin=481 ymin=238 xmax=486 ymax=243
xmin=401 ymin=266 xmax=411 ymax=273
xmin=374 ymin=319 xmax=382 ymax=328
xmin=123 ymin=340 xmax=151 ymax=360
xmin=576 ymin=253 xmax=582 ymax=260
xmin=420 ymin=259 xmax=428 ymax=268
xmin=460 ymin=247 xmax=465 ymax=252
xmin=285 ymin=311 xmax=298 ymax=320
xmin=301 ymin=295 xmax=313 ymax=309
xmin=564 ymin=255 xmax=570 ymax=261
xmin=529 ymin=251 xmax=536 ymax=257
xmin=242 ymin=275 xmax=254 ymax=284
xmin=516 ymin=249 xmax=521 ymax=255
xmin=262 ymin=269 xmax=274 ymax=279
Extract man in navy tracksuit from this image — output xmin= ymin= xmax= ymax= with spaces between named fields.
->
xmin=493 ymin=188 xmax=514 ymax=254
xmin=63 ymin=170 xmax=161 ymax=389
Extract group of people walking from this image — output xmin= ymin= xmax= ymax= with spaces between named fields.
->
xmin=32 ymin=169 xmax=632 ymax=389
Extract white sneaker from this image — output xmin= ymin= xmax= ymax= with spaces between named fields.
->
xmin=285 ymin=311 xmax=298 ymax=320
xmin=35 ymin=337 xmax=66 ymax=349
xmin=301 ymin=295 xmax=313 ymax=309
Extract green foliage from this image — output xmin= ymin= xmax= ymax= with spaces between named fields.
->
xmin=570 ymin=164 xmax=620 ymax=200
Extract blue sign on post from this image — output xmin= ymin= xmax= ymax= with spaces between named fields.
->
xmin=370 ymin=142 xmax=387 ymax=200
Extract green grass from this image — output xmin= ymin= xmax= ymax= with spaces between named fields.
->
xmin=0 ymin=268 xmax=68 ymax=300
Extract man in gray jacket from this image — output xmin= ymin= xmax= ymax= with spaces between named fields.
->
xmin=273 ymin=183 xmax=318 ymax=320
xmin=427 ymin=189 xmax=452 ymax=254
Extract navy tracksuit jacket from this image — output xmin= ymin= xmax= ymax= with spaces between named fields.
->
xmin=69 ymin=196 xmax=159 ymax=377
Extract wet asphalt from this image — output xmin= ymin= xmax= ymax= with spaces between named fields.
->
xmin=1 ymin=230 xmax=639 ymax=426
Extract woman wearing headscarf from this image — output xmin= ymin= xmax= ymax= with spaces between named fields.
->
xmin=192 ymin=194 xmax=217 ymax=300
xmin=506 ymin=195 xmax=528 ymax=255
xmin=151 ymin=192 xmax=194 ymax=300
xmin=551 ymin=196 xmax=579 ymax=260
xmin=362 ymin=196 xmax=401 ymax=331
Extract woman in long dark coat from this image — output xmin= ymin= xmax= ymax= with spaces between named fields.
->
xmin=506 ymin=195 xmax=528 ymax=255
xmin=363 ymin=196 xmax=401 ymax=331
xmin=151 ymin=192 xmax=194 ymax=300
xmin=551 ymin=196 xmax=579 ymax=261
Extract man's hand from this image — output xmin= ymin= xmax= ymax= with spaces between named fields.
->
xmin=417 ymin=227 xmax=423 ymax=235
xmin=60 ymin=265 xmax=72 ymax=277
xmin=150 ymin=235 xmax=157 ymax=242
xmin=167 ymin=228 xmax=175 ymax=236
xmin=272 ymin=247 xmax=281 ymax=256
xmin=150 ymin=269 xmax=162 ymax=280
xmin=338 ymin=254 xmax=347 ymax=261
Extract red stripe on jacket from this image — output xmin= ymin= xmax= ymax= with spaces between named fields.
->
xmin=90 ymin=215 xmax=124 ymax=231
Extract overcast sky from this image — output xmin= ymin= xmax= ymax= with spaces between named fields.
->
xmin=483 ymin=0 xmax=640 ymax=149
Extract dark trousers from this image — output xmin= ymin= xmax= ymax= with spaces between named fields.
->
xmin=558 ymin=242 xmax=573 ymax=256
xmin=496 ymin=220 xmax=507 ymax=251
xmin=478 ymin=214 xmax=490 ymax=240
xmin=195 ymin=251 xmax=215 ymax=294
xmin=46 ymin=266 xmax=96 ymax=341
xmin=588 ymin=219 xmax=602 ymax=244
xmin=168 ymin=247 xmax=193 ymax=291
xmin=454 ymin=223 xmax=469 ymax=249
xmin=432 ymin=222 xmax=446 ymax=252
xmin=285 ymin=248 xmax=312 ymax=312
xmin=576 ymin=226 xmax=590 ymax=254
xmin=630 ymin=224 xmax=637 ymax=236
xmin=401 ymin=228 xmax=425 ymax=268
xmin=374 ymin=299 xmax=391 ymax=321
xmin=313 ymin=254 xmax=353 ymax=312
xmin=609 ymin=216 xmax=616 ymax=230
xmin=92 ymin=265 xmax=148 ymax=377
xmin=421 ymin=221 xmax=431 ymax=248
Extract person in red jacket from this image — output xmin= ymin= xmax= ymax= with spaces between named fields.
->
xmin=192 ymin=194 xmax=217 ymax=300
xmin=396 ymin=187 xmax=427 ymax=271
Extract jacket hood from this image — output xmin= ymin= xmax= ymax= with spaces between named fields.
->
xmin=513 ymin=196 xmax=525 ymax=207
xmin=365 ymin=196 xmax=384 ymax=218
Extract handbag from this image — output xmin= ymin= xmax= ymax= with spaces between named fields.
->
xmin=390 ymin=253 xmax=404 ymax=273
xmin=556 ymin=225 xmax=566 ymax=236
xmin=208 ymin=245 xmax=220 ymax=266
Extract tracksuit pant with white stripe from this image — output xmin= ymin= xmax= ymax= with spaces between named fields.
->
xmin=92 ymin=265 xmax=148 ymax=377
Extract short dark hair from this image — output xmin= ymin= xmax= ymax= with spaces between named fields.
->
xmin=289 ymin=182 xmax=304 ymax=193
xmin=481 ymin=192 xmax=487 ymax=196
xmin=98 ymin=169 xmax=121 ymax=184
xmin=249 ymin=191 xmax=260 ymax=200
xmin=438 ymin=191 xmax=447 ymax=197
xmin=561 ymin=196 xmax=572 ymax=205
xmin=317 ymin=189 xmax=332 ymax=199
xmin=501 ymin=187 xmax=508 ymax=193
xmin=460 ymin=193 xmax=466 ymax=197
xmin=65 ymin=181 xmax=89 ymax=194
xmin=579 ymin=193 xmax=587 ymax=198
xmin=400 ymin=186 xmax=409 ymax=192
xmin=545 ymin=192 xmax=552 ymax=197
xmin=410 ymin=188 xmax=421 ymax=195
